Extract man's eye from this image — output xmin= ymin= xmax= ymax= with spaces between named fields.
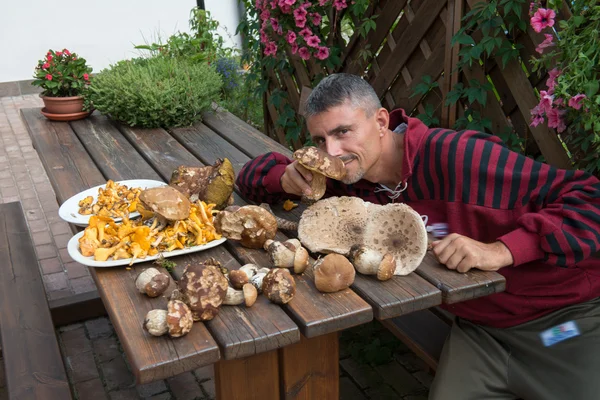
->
xmin=339 ymin=129 xmax=348 ymax=135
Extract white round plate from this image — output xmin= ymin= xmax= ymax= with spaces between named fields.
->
xmin=67 ymin=231 xmax=227 ymax=268
xmin=59 ymin=179 xmax=166 ymax=227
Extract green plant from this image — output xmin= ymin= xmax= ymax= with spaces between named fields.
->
xmin=529 ymin=1 xmax=600 ymax=174
xmin=135 ymin=8 xmax=236 ymax=63
xmin=88 ymin=57 xmax=223 ymax=128
xmin=32 ymin=49 xmax=93 ymax=97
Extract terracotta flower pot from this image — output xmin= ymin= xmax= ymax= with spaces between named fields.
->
xmin=41 ymin=95 xmax=84 ymax=114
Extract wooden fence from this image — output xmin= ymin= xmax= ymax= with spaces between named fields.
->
xmin=262 ymin=0 xmax=575 ymax=170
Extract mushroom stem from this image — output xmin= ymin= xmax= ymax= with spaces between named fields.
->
xmin=259 ymin=203 xmax=299 ymax=231
xmin=266 ymin=240 xmax=310 ymax=273
xmin=348 ymin=245 xmax=395 ymax=281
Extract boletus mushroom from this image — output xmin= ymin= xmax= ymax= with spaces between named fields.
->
xmin=214 ymin=205 xmax=278 ymax=249
xmin=143 ymin=299 xmax=193 ymax=338
xmin=313 ymin=254 xmax=355 ymax=293
xmin=293 ymin=147 xmax=346 ymax=201
xmin=138 ymin=186 xmax=191 ymax=226
xmin=297 ymin=196 xmax=428 ymax=276
xmin=263 ymin=239 xmax=310 ymax=274
xmin=169 ymin=158 xmax=235 ymax=210
xmin=348 ymin=245 xmax=396 ymax=281
xmin=178 ymin=258 xmax=229 ymax=321
xmin=262 ymin=268 xmax=296 ymax=304
xmin=135 ymin=267 xmax=171 ymax=297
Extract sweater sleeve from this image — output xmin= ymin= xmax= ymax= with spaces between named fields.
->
xmin=452 ymin=131 xmax=600 ymax=267
xmin=235 ymin=152 xmax=299 ymax=204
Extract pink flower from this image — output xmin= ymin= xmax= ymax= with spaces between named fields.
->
xmin=315 ymin=46 xmax=329 ymax=60
xmin=535 ymin=33 xmax=554 ymax=54
xmin=42 ymin=63 xmax=50 ymax=69
xmin=568 ymin=94 xmax=586 ymax=110
xmin=298 ymin=47 xmax=310 ymax=60
xmin=280 ymin=4 xmax=292 ymax=13
xmin=56 ymin=51 xmax=63 ymax=57
xmin=311 ymin=13 xmax=322 ymax=26
xmin=83 ymin=73 xmax=90 ymax=81
xmin=299 ymin=27 xmax=312 ymax=38
xmin=260 ymin=10 xmax=270 ymax=20
xmin=270 ymin=17 xmax=280 ymax=31
xmin=63 ymin=49 xmax=71 ymax=56
xmin=333 ymin=0 xmax=347 ymax=11
xmin=264 ymin=41 xmax=278 ymax=56
xmin=47 ymin=55 xmax=53 ymax=62
xmin=291 ymin=42 xmax=299 ymax=54
xmin=286 ymin=31 xmax=297 ymax=44
xmin=306 ymin=35 xmax=321 ymax=48
xmin=530 ymin=105 xmax=545 ymax=127
xmin=547 ymin=108 xmax=566 ymax=132
xmin=319 ymin=0 xmax=328 ymax=5
xmin=546 ymin=68 xmax=560 ymax=93
xmin=530 ymin=8 xmax=555 ymax=33
xmin=45 ymin=74 xmax=53 ymax=81
xmin=295 ymin=17 xmax=307 ymax=28
xmin=283 ymin=0 xmax=296 ymax=5
xmin=293 ymin=7 xmax=307 ymax=19
xmin=538 ymin=90 xmax=554 ymax=113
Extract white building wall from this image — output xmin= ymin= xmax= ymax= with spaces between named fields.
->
xmin=0 ymin=1 xmax=242 ymax=83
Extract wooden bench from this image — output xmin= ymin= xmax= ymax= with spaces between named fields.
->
xmin=0 ymin=202 xmax=72 ymax=399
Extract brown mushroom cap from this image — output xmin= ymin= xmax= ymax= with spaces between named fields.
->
xmin=298 ymin=196 xmax=428 ymax=276
xmin=293 ymin=147 xmax=347 ymax=201
xmin=214 ymin=205 xmax=278 ymax=249
xmin=313 ymin=254 xmax=355 ymax=293
xmin=136 ymin=267 xmax=171 ymax=297
xmin=262 ymin=268 xmax=296 ymax=304
xmin=178 ymin=258 xmax=229 ymax=321
xmin=139 ymin=186 xmax=191 ymax=221
xmin=166 ymin=300 xmax=193 ymax=337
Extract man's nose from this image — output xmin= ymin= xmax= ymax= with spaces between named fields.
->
xmin=325 ymin=139 xmax=343 ymax=157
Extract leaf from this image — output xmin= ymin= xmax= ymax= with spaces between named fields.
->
xmin=585 ymin=81 xmax=599 ymax=98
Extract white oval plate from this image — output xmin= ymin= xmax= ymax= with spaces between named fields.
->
xmin=67 ymin=231 xmax=227 ymax=268
xmin=59 ymin=179 xmax=167 ymax=227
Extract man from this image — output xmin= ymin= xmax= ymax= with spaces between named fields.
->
xmin=236 ymin=73 xmax=600 ymax=400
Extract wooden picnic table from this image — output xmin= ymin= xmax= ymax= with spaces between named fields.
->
xmin=22 ymin=106 xmax=505 ymax=399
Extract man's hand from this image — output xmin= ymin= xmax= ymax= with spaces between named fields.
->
xmin=431 ymin=233 xmax=514 ymax=273
xmin=281 ymin=161 xmax=314 ymax=197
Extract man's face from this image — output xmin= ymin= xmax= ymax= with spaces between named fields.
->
xmin=307 ymin=102 xmax=384 ymax=184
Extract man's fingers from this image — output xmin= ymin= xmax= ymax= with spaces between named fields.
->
xmin=294 ymin=163 xmax=313 ymax=182
xmin=284 ymin=163 xmax=312 ymax=196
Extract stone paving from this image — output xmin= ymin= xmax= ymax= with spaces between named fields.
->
xmin=0 ymin=92 xmax=433 ymax=399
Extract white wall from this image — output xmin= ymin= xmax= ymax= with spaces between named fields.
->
xmin=0 ymin=1 xmax=242 ymax=83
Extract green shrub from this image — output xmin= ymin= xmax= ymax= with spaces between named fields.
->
xmin=88 ymin=57 xmax=223 ymax=128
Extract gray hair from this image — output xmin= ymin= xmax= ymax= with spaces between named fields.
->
xmin=304 ymin=73 xmax=381 ymax=119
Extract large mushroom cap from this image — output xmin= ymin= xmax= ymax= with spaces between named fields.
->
xmin=298 ymin=196 xmax=428 ymax=275
xmin=178 ymin=258 xmax=228 ymax=321
xmin=313 ymin=253 xmax=355 ymax=293
xmin=139 ymin=186 xmax=191 ymax=221
xmin=214 ymin=205 xmax=278 ymax=249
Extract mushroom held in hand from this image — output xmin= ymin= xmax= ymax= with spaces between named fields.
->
xmin=262 ymin=268 xmax=296 ymax=304
xmin=348 ymin=245 xmax=396 ymax=281
xmin=178 ymin=258 xmax=229 ymax=321
xmin=293 ymin=147 xmax=346 ymax=201
xmin=313 ymin=254 xmax=356 ymax=293
xmin=298 ymin=196 xmax=428 ymax=276
xmin=214 ymin=205 xmax=278 ymax=249
xmin=143 ymin=300 xmax=193 ymax=338
xmin=135 ymin=267 xmax=171 ymax=297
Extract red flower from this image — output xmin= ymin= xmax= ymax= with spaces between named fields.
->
xmin=64 ymin=49 xmax=71 ymax=56
xmin=83 ymin=73 xmax=90 ymax=81
xmin=46 ymin=74 xmax=53 ymax=81
xmin=42 ymin=63 xmax=50 ymax=69
xmin=56 ymin=51 xmax=63 ymax=57
xmin=47 ymin=55 xmax=53 ymax=62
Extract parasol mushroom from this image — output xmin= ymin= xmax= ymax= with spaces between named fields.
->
xmin=214 ymin=205 xmax=278 ymax=249
xmin=313 ymin=253 xmax=356 ymax=293
xmin=297 ymin=196 xmax=428 ymax=276
xmin=293 ymin=147 xmax=347 ymax=201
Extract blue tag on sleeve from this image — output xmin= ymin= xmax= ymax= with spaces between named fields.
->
xmin=540 ymin=321 xmax=580 ymax=347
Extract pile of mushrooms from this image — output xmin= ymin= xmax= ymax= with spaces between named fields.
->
xmin=298 ymin=196 xmax=428 ymax=277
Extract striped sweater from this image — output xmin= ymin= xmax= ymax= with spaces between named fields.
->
xmin=236 ymin=108 xmax=600 ymax=328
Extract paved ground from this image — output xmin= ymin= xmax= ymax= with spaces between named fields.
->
xmin=0 ymin=93 xmax=433 ymax=399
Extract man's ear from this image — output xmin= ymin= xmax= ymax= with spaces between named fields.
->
xmin=375 ymin=107 xmax=389 ymax=135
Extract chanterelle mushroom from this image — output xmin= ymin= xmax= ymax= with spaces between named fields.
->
xmin=293 ymin=147 xmax=346 ymax=201
xmin=214 ymin=205 xmax=278 ymax=249
xmin=178 ymin=258 xmax=229 ymax=321
xmin=297 ymin=196 xmax=428 ymax=276
xmin=138 ymin=186 xmax=191 ymax=225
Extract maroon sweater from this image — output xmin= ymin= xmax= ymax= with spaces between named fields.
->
xmin=236 ymin=108 xmax=600 ymax=328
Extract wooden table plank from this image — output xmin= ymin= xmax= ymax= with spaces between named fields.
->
xmin=24 ymin=108 xmax=222 ymax=384
xmin=215 ymin=351 xmax=280 ymax=400
xmin=0 ymin=202 xmax=72 ymax=399
xmin=21 ymin=108 xmax=106 ymax=201
xmin=69 ymin=114 xmax=164 ymax=181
